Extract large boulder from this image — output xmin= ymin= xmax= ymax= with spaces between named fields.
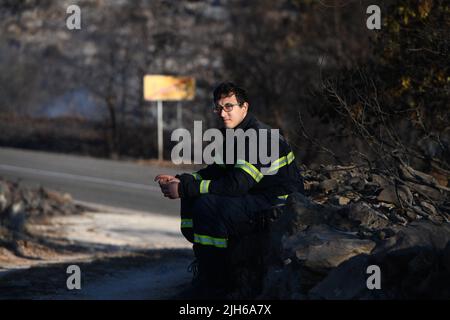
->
xmin=346 ymin=202 xmax=390 ymax=231
xmin=306 ymin=221 xmax=450 ymax=299
xmin=308 ymin=221 xmax=450 ymax=299
xmin=283 ymin=224 xmax=375 ymax=271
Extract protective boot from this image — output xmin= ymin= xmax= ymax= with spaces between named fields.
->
xmin=172 ymin=244 xmax=231 ymax=300
xmin=191 ymin=244 xmax=231 ymax=299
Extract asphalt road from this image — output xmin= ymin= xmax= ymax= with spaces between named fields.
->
xmin=0 ymin=147 xmax=184 ymax=216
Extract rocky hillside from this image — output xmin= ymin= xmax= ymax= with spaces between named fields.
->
xmin=0 ymin=0 xmax=234 ymax=158
xmin=1 ymin=0 xmax=231 ymax=120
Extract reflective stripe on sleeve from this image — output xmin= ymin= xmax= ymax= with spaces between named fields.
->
xmin=235 ymin=160 xmax=264 ymax=182
xmin=199 ymin=180 xmax=211 ymax=194
xmin=266 ymin=151 xmax=295 ymax=174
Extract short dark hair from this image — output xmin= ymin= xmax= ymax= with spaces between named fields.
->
xmin=213 ymin=82 xmax=249 ymax=105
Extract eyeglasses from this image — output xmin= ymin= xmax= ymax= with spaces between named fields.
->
xmin=213 ymin=102 xmax=241 ymax=113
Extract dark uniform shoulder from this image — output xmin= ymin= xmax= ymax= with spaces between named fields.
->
xmin=244 ymin=113 xmax=271 ymax=130
xmin=250 ymin=115 xmax=290 ymax=148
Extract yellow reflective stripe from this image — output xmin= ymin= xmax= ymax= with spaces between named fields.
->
xmin=277 ymin=194 xmax=289 ymax=200
xmin=270 ymin=156 xmax=285 ymax=168
xmin=200 ymin=180 xmax=211 ymax=194
xmin=287 ymin=151 xmax=295 ymax=164
xmin=181 ymin=219 xmax=193 ymax=228
xmin=267 ymin=152 xmax=295 ymax=174
xmin=235 ymin=160 xmax=263 ymax=182
xmin=194 ymin=233 xmax=228 ymax=248
xmin=191 ymin=172 xmax=202 ymax=180
xmin=268 ymin=159 xmax=288 ymax=173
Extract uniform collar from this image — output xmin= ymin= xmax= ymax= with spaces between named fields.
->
xmin=235 ymin=112 xmax=256 ymax=130
xmin=219 ymin=112 xmax=256 ymax=133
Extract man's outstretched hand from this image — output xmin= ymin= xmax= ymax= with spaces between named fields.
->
xmin=154 ymin=174 xmax=176 ymax=184
xmin=154 ymin=174 xmax=180 ymax=199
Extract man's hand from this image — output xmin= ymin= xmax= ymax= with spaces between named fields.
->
xmin=154 ymin=174 xmax=176 ymax=185
xmin=160 ymin=179 xmax=180 ymax=199
xmin=154 ymin=174 xmax=180 ymax=199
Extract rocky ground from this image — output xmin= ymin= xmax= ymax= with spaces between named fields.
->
xmin=230 ymin=163 xmax=450 ymax=299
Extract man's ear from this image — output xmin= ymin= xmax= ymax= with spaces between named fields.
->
xmin=242 ymin=102 xmax=249 ymax=111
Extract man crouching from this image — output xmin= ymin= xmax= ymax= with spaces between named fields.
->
xmin=155 ymin=82 xmax=304 ymax=299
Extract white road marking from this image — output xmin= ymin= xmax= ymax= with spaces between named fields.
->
xmin=0 ymin=164 xmax=160 ymax=192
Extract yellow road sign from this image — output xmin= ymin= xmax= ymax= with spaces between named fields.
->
xmin=143 ymin=75 xmax=195 ymax=101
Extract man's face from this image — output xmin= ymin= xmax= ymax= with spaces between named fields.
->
xmin=216 ymin=94 xmax=248 ymax=129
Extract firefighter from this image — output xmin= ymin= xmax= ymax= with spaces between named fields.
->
xmin=155 ymin=82 xmax=304 ymax=298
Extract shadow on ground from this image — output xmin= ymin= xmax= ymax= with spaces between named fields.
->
xmin=0 ymin=248 xmax=194 ymax=300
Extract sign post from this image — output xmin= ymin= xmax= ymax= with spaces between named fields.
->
xmin=177 ymin=101 xmax=182 ymax=129
xmin=157 ymin=100 xmax=163 ymax=161
xmin=143 ymin=75 xmax=195 ymax=161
